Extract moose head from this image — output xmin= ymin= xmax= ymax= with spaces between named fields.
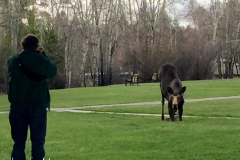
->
xmin=167 ymin=86 xmax=186 ymax=113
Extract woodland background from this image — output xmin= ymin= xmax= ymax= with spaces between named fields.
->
xmin=0 ymin=0 xmax=240 ymax=93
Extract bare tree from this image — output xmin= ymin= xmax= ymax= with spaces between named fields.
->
xmin=224 ymin=0 xmax=240 ymax=78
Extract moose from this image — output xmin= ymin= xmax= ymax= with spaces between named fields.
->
xmin=158 ymin=63 xmax=186 ymax=121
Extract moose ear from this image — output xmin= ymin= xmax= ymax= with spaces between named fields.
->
xmin=167 ymin=87 xmax=174 ymax=94
xmin=179 ymin=86 xmax=186 ymax=94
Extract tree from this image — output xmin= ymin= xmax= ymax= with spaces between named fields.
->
xmin=20 ymin=10 xmax=41 ymax=41
xmin=223 ymin=0 xmax=240 ymax=78
xmin=42 ymin=25 xmax=65 ymax=89
xmin=0 ymin=34 xmax=13 ymax=93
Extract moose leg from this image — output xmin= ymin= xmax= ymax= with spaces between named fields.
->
xmin=161 ymin=95 xmax=165 ymax=120
xmin=178 ymin=107 xmax=183 ymax=121
xmin=178 ymin=102 xmax=184 ymax=121
xmin=168 ymin=103 xmax=175 ymax=121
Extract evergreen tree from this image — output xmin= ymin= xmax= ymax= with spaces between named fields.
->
xmin=42 ymin=25 xmax=65 ymax=89
xmin=19 ymin=10 xmax=41 ymax=40
xmin=0 ymin=34 xmax=13 ymax=93
xmin=42 ymin=25 xmax=63 ymax=69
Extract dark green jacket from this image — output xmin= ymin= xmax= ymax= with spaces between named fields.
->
xmin=7 ymin=48 xmax=57 ymax=108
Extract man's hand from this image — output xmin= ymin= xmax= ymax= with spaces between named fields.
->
xmin=36 ymin=47 xmax=44 ymax=53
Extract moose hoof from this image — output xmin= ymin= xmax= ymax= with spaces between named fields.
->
xmin=170 ymin=118 xmax=175 ymax=122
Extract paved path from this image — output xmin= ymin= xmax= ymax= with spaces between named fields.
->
xmin=51 ymin=95 xmax=240 ymax=111
xmin=0 ymin=111 xmax=8 ymax=114
xmin=1 ymin=96 xmax=240 ymax=120
xmin=54 ymin=109 xmax=240 ymax=120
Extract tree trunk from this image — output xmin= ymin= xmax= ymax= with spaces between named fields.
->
xmin=217 ymin=53 xmax=222 ymax=79
xmin=92 ymin=42 xmax=100 ymax=87
xmin=64 ymin=37 xmax=72 ymax=88
xmin=79 ymin=41 xmax=88 ymax=87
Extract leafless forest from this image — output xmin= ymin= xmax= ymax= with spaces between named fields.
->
xmin=0 ymin=0 xmax=240 ymax=92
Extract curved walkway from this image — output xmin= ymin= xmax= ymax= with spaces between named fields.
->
xmin=50 ymin=95 xmax=240 ymax=120
xmin=51 ymin=95 xmax=240 ymax=111
xmin=53 ymin=109 xmax=240 ymax=120
xmin=1 ymin=96 xmax=240 ymax=120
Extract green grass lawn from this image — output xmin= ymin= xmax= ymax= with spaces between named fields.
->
xmin=1 ymin=78 xmax=240 ymax=111
xmin=79 ymin=98 xmax=240 ymax=118
xmin=1 ymin=112 xmax=240 ymax=159
xmin=1 ymin=79 xmax=240 ymax=159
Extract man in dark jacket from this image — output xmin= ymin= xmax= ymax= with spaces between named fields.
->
xmin=7 ymin=34 xmax=57 ymax=160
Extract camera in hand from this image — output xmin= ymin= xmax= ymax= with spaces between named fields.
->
xmin=36 ymin=47 xmax=43 ymax=53
xmin=36 ymin=47 xmax=46 ymax=55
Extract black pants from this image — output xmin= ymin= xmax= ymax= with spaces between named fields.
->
xmin=9 ymin=103 xmax=47 ymax=160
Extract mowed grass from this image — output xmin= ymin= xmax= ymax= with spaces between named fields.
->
xmin=1 ymin=79 xmax=240 ymax=159
xmin=79 ymin=98 xmax=240 ymax=118
xmin=1 ymin=112 xmax=240 ymax=160
xmin=0 ymin=79 xmax=240 ymax=111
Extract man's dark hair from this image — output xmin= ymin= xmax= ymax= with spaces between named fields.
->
xmin=20 ymin=34 xmax=39 ymax=49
